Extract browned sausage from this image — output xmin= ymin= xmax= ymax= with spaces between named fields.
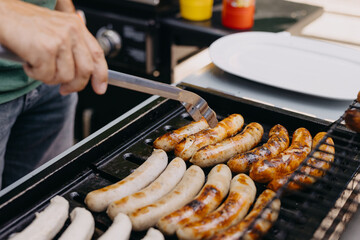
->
xmin=190 ymin=122 xmax=264 ymax=168
xmin=210 ymin=189 xmax=280 ymax=240
xmin=176 ymin=174 xmax=256 ymax=240
xmin=344 ymin=109 xmax=360 ymax=133
xmin=249 ymin=128 xmax=312 ymax=183
xmin=268 ymin=132 xmax=335 ymax=191
xmin=153 ymin=117 xmax=209 ymax=152
xmin=174 ymin=114 xmax=244 ymax=161
xmin=228 ymin=124 xmax=289 ymax=173
xmin=157 ymin=164 xmax=232 ymax=235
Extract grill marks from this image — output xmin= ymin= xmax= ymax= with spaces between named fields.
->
xmin=176 ymin=174 xmax=256 ymax=240
xmin=268 ymin=132 xmax=335 ymax=191
xmin=249 ymin=128 xmax=312 ymax=183
xmin=227 ymin=124 xmax=290 ymax=173
xmin=174 ymin=114 xmax=244 ymax=161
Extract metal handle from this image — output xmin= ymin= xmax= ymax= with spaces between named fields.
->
xmin=108 ymin=70 xmax=216 ymax=125
xmin=0 ymin=44 xmax=218 ymax=127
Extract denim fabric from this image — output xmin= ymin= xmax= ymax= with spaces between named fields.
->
xmin=0 ymin=84 xmax=78 ymax=188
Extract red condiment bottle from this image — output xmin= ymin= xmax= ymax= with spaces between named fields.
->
xmin=222 ymin=0 xmax=256 ymax=30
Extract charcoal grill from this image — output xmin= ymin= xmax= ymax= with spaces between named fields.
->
xmin=0 ymin=83 xmax=359 ymax=240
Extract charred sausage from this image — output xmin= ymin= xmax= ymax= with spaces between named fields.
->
xmin=176 ymin=174 xmax=256 ymax=240
xmin=157 ymin=164 xmax=232 ymax=235
xmin=268 ymin=132 xmax=335 ymax=191
xmin=249 ymin=128 xmax=312 ymax=183
xmin=153 ymin=117 xmax=209 ymax=152
xmin=228 ymin=124 xmax=289 ymax=173
xmin=190 ymin=122 xmax=264 ymax=168
xmin=210 ymin=189 xmax=280 ymax=240
xmin=174 ymin=114 xmax=244 ymax=161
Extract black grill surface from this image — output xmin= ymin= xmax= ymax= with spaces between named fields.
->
xmin=0 ymin=84 xmax=359 ymax=240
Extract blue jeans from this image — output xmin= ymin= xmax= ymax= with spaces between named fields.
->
xmin=0 ymin=84 xmax=78 ymax=188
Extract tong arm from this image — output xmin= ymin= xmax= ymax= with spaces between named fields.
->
xmin=108 ymin=70 xmax=218 ymax=127
xmin=0 ymin=45 xmax=218 ymax=127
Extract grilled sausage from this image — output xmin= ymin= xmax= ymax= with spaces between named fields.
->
xmin=58 ymin=207 xmax=94 ymax=240
xmin=141 ymin=228 xmax=165 ymax=240
xmin=268 ymin=132 xmax=335 ymax=191
xmin=210 ymin=189 xmax=280 ymax=240
xmin=10 ymin=196 xmax=69 ymax=240
xmin=190 ymin=122 xmax=264 ymax=168
xmin=85 ymin=149 xmax=168 ymax=212
xmin=153 ymin=117 xmax=209 ymax=152
xmin=174 ymin=114 xmax=244 ymax=161
xmin=344 ymin=109 xmax=360 ymax=133
xmin=176 ymin=174 xmax=256 ymax=240
xmin=98 ymin=213 xmax=132 ymax=240
xmin=228 ymin=124 xmax=289 ymax=173
xmin=157 ymin=164 xmax=232 ymax=235
xmin=249 ymin=128 xmax=312 ymax=183
xmin=129 ymin=165 xmax=205 ymax=231
xmin=107 ymin=157 xmax=186 ymax=219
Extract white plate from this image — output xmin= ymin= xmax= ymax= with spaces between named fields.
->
xmin=209 ymin=32 xmax=360 ymax=100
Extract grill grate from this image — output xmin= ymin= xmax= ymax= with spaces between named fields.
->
xmin=250 ymin=99 xmax=360 ymax=240
xmin=0 ymin=86 xmax=360 ymax=240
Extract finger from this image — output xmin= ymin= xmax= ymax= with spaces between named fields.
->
xmin=23 ymin=45 xmax=57 ymax=83
xmin=59 ymin=37 xmax=93 ymax=95
xmin=53 ymin=39 xmax=75 ymax=85
xmin=82 ymin=29 xmax=108 ymax=95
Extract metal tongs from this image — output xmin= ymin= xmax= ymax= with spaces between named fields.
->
xmin=0 ymin=45 xmax=218 ymax=127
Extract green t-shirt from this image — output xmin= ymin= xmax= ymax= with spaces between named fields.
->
xmin=0 ymin=0 xmax=57 ymax=104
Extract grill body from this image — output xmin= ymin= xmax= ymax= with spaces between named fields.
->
xmin=0 ymin=84 xmax=359 ymax=240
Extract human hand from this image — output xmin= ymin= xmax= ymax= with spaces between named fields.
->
xmin=55 ymin=0 xmax=76 ymax=13
xmin=0 ymin=0 xmax=108 ymax=95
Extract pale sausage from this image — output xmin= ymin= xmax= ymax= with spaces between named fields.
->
xmin=129 ymin=165 xmax=205 ymax=231
xmin=85 ymin=149 xmax=168 ymax=212
xmin=107 ymin=157 xmax=186 ymax=219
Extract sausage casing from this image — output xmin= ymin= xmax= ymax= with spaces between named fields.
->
xmin=210 ymin=189 xmax=280 ymax=240
xmin=190 ymin=122 xmax=264 ymax=168
xmin=10 ymin=196 xmax=69 ymax=240
xmin=174 ymin=114 xmax=244 ymax=161
xmin=153 ymin=117 xmax=209 ymax=152
xmin=98 ymin=213 xmax=132 ymax=240
xmin=268 ymin=132 xmax=335 ymax=191
xmin=228 ymin=124 xmax=289 ymax=173
xmin=249 ymin=128 xmax=312 ymax=183
xmin=141 ymin=228 xmax=165 ymax=240
xmin=176 ymin=174 xmax=256 ymax=240
xmin=58 ymin=207 xmax=94 ymax=240
xmin=157 ymin=164 xmax=232 ymax=235
xmin=129 ymin=165 xmax=205 ymax=231
xmin=107 ymin=157 xmax=186 ymax=219
xmin=85 ymin=149 xmax=168 ymax=212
